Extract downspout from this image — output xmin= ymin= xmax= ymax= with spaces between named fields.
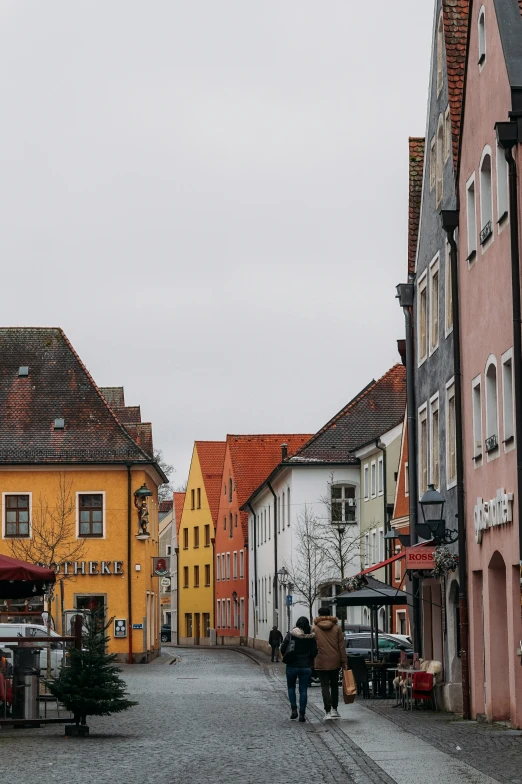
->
xmin=267 ymin=482 xmax=278 ymax=626
xmin=126 ymin=463 xmax=134 ymax=664
xmin=441 ymin=208 xmax=470 ymax=720
xmin=375 ymin=439 xmax=389 ymax=632
xmin=247 ymin=502 xmax=258 ymax=642
xmin=211 ymin=536 xmax=216 ymax=644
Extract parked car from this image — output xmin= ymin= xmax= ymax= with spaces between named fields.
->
xmin=160 ymin=624 xmax=171 ymax=643
xmin=0 ymin=623 xmax=64 ymax=677
xmin=344 ymin=625 xmax=382 ymax=637
xmin=345 ymin=633 xmax=413 ymax=662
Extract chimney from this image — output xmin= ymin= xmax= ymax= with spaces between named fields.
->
xmin=281 ymin=443 xmax=288 ymax=460
xmin=397 ymin=339 xmax=407 ymax=366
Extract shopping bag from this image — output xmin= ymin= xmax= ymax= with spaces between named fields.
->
xmin=343 ymin=668 xmax=357 ymax=704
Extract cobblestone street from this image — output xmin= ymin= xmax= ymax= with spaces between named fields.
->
xmin=0 ymin=648 xmax=521 ymax=784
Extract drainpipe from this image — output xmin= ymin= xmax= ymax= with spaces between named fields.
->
xmin=267 ymin=482 xmax=278 ymax=626
xmin=375 ymin=440 xmax=389 ymax=631
xmin=441 ymin=208 xmax=470 ymax=720
xmin=126 ymin=463 xmax=134 ymax=664
xmin=211 ymin=536 xmax=216 ymax=644
xmin=247 ymin=502 xmax=258 ymax=642
xmin=396 ymin=283 xmax=422 ymax=657
xmin=496 ymin=120 xmax=522 ymax=580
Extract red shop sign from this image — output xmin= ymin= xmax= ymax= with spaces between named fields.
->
xmin=405 ymin=546 xmax=435 ymax=570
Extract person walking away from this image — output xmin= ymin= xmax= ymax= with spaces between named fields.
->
xmin=280 ymin=616 xmax=318 ymax=722
xmin=268 ymin=626 xmax=283 ymax=662
xmin=313 ymin=607 xmax=347 ymax=720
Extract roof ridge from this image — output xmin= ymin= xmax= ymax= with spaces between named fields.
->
xmin=442 ymin=0 xmax=470 ymax=175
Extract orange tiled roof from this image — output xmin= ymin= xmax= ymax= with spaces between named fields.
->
xmin=442 ymin=0 xmax=470 ymax=173
xmin=408 ymin=138 xmax=425 ymax=276
xmin=174 ymin=491 xmax=186 ymax=535
xmin=195 ymin=441 xmax=226 ymax=525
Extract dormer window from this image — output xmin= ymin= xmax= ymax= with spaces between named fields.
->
xmin=54 ymin=418 xmax=65 ymax=430
xmin=18 ymin=367 xmax=29 ymax=377
xmin=478 ymin=7 xmax=486 ymax=67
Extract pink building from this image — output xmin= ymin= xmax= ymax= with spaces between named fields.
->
xmin=458 ymin=0 xmax=522 ymax=724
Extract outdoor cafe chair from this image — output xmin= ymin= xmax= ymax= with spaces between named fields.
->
xmin=348 ymin=655 xmax=370 ymax=699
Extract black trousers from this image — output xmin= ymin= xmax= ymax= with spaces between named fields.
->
xmin=270 ymin=645 xmax=280 ymax=661
xmin=318 ymin=669 xmax=340 ymax=711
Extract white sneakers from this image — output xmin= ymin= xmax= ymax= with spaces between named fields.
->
xmin=330 ymin=708 xmax=341 ymax=719
xmin=324 ymin=711 xmax=333 ymax=720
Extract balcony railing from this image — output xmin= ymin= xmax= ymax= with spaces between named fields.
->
xmin=485 ymin=433 xmax=498 ymax=453
xmin=480 ymin=220 xmax=493 ymax=245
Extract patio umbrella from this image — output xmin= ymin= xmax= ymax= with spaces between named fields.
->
xmin=0 ymin=554 xmax=56 ymax=599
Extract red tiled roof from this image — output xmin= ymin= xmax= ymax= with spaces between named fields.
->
xmin=0 ymin=328 xmax=153 ymax=464
xmin=292 ymin=365 xmax=406 ymax=463
xmin=442 ymin=0 xmax=470 ymax=172
xmin=123 ymin=422 xmax=153 ymax=457
xmin=174 ymin=492 xmax=186 ymax=535
xmin=159 ymin=500 xmax=173 ymax=514
xmin=113 ymin=406 xmax=141 ymax=424
xmin=408 ymin=138 xmax=425 ymax=276
xmin=195 ymin=441 xmax=226 ymax=525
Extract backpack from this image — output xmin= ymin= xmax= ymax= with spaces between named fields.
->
xmin=282 ymin=634 xmax=296 ymax=664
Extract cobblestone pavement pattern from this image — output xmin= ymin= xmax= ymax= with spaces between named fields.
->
xmin=0 ymin=648 xmax=520 ymax=784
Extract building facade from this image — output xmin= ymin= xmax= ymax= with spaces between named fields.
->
xmin=170 ymin=491 xmax=185 ymax=646
xmin=159 ymin=500 xmax=173 ymax=626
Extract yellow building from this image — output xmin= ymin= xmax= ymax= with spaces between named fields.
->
xmin=0 ymin=328 xmax=168 ymax=662
xmin=177 ymin=441 xmax=225 ymax=645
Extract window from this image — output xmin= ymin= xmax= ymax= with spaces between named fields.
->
xmin=444 ymin=105 xmax=451 ymax=163
xmin=379 ymin=529 xmax=384 ymax=562
xmin=205 ymin=564 xmax=211 ymax=586
xmin=371 ymin=531 xmax=377 ymax=564
xmin=183 ymin=567 xmax=189 ymax=588
xmin=226 ymin=599 xmax=231 ymax=628
xmin=436 ymin=114 xmax=444 ymax=206
xmin=447 ymin=381 xmax=457 ymax=487
xmin=502 ymin=351 xmax=514 ymax=446
xmin=204 ymin=524 xmax=210 ymax=547
xmin=226 ymin=553 xmax=230 ymax=579
xmin=395 ymin=547 xmax=402 ymax=582
xmin=480 ymin=149 xmax=493 ymax=247
xmin=282 ymin=491 xmax=285 ymax=530
xmin=234 ymin=513 xmax=238 ymax=529
xmin=430 ymin=395 xmax=440 ymax=488
xmin=430 ymin=137 xmax=436 ymax=191
xmin=364 ymin=533 xmax=369 ymax=567
xmin=191 ymin=489 xmax=195 ymax=510
xmin=229 ymin=513 xmax=233 ymax=539
xmin=228 ymin=478 xmax=233 ymax=503
xmin=429 ymin=256 xmax=440 ymax=353
xmin=287 ymin=488 xmax=291 ymax=526
xmin=203 ymin=613 xmax=210 ymax=637
xmin=185 ymin=614 xmax=192 ymax=637
xmin=485 ymin=357 xmax=499 ymax=455
xmin=331 ymin=485 xmax=356 ymax=524
xmin=437 ymin=12 xmax=444 ymax=95
xmin=217 ymin=600 xmax=222 ymax=628
xmin=371 ymin=461 xmax=377 ymax=497
xmin=233 ymin=551 xmax=238 ymax=579
xmin=472 ymin=376 xmax=483 ymax=463
xmin=418 ymin=272 xmax=428 ymax=362
xmin=466 ymin=175 xmax=477 ymax=261
xmin=364 ymin=465 xmax=369 ymax=500
xmin=268 ymin=506 xmax=271 ymax=539
xmin=239 ymin=550 xmax=244 ymax=578
xmin=183 ymin=528 xmax=188 ymax=549
xmin=278 ymin=497 xmax=281 ymax=533
xmin=496 ymin=140 xmax=509 ymax=224
xmin=419 ymin=406 xmax=428 ymax=494
xmin=445 ymin=241 xmax=453 ymax=335
xmin=166 ymin=544 xmax=172 ymax=556
xmin=194 ymin=565 xmax=199 ymax=588
xmin=4 ymin=494 xmax=30 ymax=538
xmin=377 ymin=457 xmax=384 ymax=496
xmin=193 ymin=526 xmax=199 ymax=548
xmin=405 ymin=462 xmax=409 ymax=496
xmin=396 ymin=611 xmax=407 ymax=636
xmin=478 ymin=6 xmax=486 ymax=67
xmin=196 ymin=487 xmax=201 ymax=509
xmin=221 ymin=553 xmax=225 ymax=577
xmin=223 ymin=515 xmax=226 ymax=531
xmin=216 ymin=555 xmax=220 ymax=581
xmin=78 ymin=493 xmax=103 ymax=537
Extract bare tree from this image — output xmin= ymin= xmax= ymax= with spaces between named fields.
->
xmin=286 ymin=505 xmax=328 ymax=620
xmin=154 ymin=449 xmax=175 ymax=503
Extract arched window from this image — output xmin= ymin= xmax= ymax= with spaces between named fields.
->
xmin=437 ymin=12 xmax=444 ymax=95
xmin=485 ymin=357 xmax=499 ymax=453
xmin=436 ymin=114 xmax=444 ymax=206
xmin=496 ymin=140 xmax=509 ymax=222
xmin=478 ymin=7 xmax=486 ymax=67
xmin=480 ymin=149 xmax=493 ymax=245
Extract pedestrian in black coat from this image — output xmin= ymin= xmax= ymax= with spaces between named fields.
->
xmin=268 ymin=626 xmax=283 ymax=662
xmin=280 ymin=616 xmax=318 ymax=722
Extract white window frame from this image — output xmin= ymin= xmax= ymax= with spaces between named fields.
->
xmin=239 ymin=549 xmax=244 ymax=579
xmin=429 ymin=393 xmax=440 ymax=489
xmin=502 ymin=348 xmax=515 ymax=452
xmin=445 ymin=239 xmax=454 ymax=337
xmin=430 ymin=136 xmax=436 ymax=191
xmin=472 ymin=374 xmax=483 ymax=467
xmin=404 ymin=462 xmax=409 ymax=496
xmin=478 ymin=6 xmax=486 ymax=70
xmin=429 ymin=254 xmax=440 ymax=355
xmin=76 ymin=491 xmax=106 ymax=539
xmin=216 ymin=554 xmax=221 ymax=581
xmin=370 ymin=461 xmax=377 ymax=498
xmin=466 ymin=172 xmax=477 ymax=263
xmin=496 ymin=139 xmax=509 ymax=230
xmin=418 ymin=404 xmax=428 ymax=496
xmin=479 ymin=145 xmax=494 ymax=253
xmin=216 ymin=600 xmax=221 ymax=628
xmin=418 ymin=270 xmax=428 ymax=365
xmin=233 ymin=551 xmax=238 ymax=579
xmin=371 ymin=530 xmax=377 ymax=564
xmin=485 ymin=354 xmax=499 ymax=461
xmin=364 ymin=533 xmax=370 ymax=567
xmin=446 ymin=378 xmax=457 ymax=489
xmin=226 ymin=552 xmax=231 ymax=580
xmin=444 ymin=105 xmax=451 ymax=163
xmin=394 ymin=547 xmax=402 ymax=582
xmin=364 ymin=464 xmax=369 ymax=500
xmin=2 ymin=492 xmax=33 ymax=540
xmin=378 ymin=527 xmax=384 ymax=562
xmin=377 ymin=457 xmax=384 ymax=496
xmin=287 ymin=487 xmax=291 ymax=527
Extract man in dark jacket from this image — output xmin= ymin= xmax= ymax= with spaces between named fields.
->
xmin=313 ymin=607 xmax=347 ymax=720
xmin=268 ymin=626 xmax=283 ymax=662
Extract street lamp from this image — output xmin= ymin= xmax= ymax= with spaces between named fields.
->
xmin=418 ymin=484 xmax=458 ymax=544
xmin=277 ymin=568 xmax=292 ymax=632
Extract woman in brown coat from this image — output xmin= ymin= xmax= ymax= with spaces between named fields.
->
xmin=313 ymin=607 xmax=347 ymax=720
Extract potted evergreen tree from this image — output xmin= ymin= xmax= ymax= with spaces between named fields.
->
xmin=48 ymin=610 xmax=137 ymax=736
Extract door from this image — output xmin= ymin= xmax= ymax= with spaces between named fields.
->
xmin=194 ymin=613 xmax=201 ymax=645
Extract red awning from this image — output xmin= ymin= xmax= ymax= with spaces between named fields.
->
xmin=359 ymin=551 xmax=404 ymax=576
xmin=0 ymin=554 xmax=56 ymax=599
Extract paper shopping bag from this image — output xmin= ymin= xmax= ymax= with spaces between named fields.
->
xmin=343 ymin=668 xmax=357 ymax=704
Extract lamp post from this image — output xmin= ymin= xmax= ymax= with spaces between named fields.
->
xmin=418 ymin=484 xmax=458 ymax=545
xmin=277 ymin=567 xmax=293 ymax=632
xmin=334 ymin=521 xmax=348 ymax=632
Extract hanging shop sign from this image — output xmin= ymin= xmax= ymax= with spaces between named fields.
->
xmin=153 ymin=557 xmax=170 ymax=576
xmin=474 ymin=488 xmax=514 ymax=544
xmin=114 ymin=619 xmax=127 ymax=638
xmin=46 ymin=561 xmax=125 ymax=576
xmin=405 ymin=546 xmax=435 ymax=570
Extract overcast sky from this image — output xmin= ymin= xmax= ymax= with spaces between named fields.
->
xmin=0 ymin=1 xmax=434 ymax=484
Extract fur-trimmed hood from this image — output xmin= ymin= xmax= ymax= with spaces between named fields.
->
xmin=290 ymin=627 xmax=315 ymax=639
xmin=313 ymin=616 xmax=339 ymax=630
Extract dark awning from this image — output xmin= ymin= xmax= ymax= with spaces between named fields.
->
xmin=0 ymin=554 xmax=55 ymax=599
xmin=335 ymin=575 xmax=409 ymax=608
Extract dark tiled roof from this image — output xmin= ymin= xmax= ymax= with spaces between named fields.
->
xmin=113 ymin=406 xmax=141 ymax=424
xmin=124 ymin=423 xmax=153 ymax=457
xmin=196 ymin=441 xmax=226 ymax=525
xmin=0 ymin=328 xmax=152 ymax=464
xmin=408 ymin=138 xmax=425 ymax=276
xmin=291 ymin=365 xmax=406 ymax=463
xmin=159 ymin=500 xmax=173 ymax=514
xmin=100 ymin=387 xmax=125 ymax=408
xmin=442 ymin=0 xmax=470 ymax=172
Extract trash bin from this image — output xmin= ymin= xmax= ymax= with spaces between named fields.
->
xmin=12 ymin=647 xmax=40 ymax=720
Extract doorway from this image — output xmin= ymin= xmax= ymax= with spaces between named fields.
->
xmin=194 ymin=613 xmax=201 ymax=645
xmin=487 ymin=552 xmax=509 ymax=720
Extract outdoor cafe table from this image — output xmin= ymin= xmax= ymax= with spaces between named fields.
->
xmin=365 ymin=661 xmax=394 ymax=698
xmin=389 ymin=666 xmax=418 ymax=709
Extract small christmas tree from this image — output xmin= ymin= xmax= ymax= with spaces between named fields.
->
xmin=48 ymin=610 xmax=137 ymax=732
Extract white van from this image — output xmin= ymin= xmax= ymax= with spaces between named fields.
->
xmin=0 ymin=624 xmax=64 ymax=678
